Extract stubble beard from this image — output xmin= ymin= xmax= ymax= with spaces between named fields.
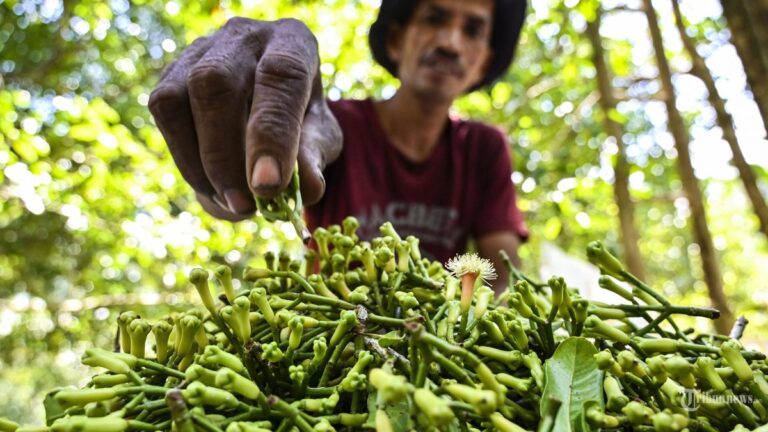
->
xmin=410 ymin=78 xmax=458 ymax=106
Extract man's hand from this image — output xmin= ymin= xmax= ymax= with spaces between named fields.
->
xmin=149 ymin=18 xmax=342 ymax=221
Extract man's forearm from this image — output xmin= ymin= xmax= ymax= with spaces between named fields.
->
xmin=477 ymin=231 xmax=522 ymax=297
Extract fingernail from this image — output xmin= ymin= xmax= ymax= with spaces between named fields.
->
xmin=223 ymin=189 xmax=255 ymax=215
xmin=251 ymin=156 xmax=281 ymax=189
xmin=212 ymin=194 xmax=228 ymax=210
xmin=318 ymin=168 xmax=326 ymax=195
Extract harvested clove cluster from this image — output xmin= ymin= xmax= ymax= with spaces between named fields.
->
xmin=3 ymin=219 xmax=768 ymax=432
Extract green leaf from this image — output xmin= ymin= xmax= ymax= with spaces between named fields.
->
xmin=44 ymin=388 xmax=67 ymax=426
xmin=540 ymin=337 xmax=604 ymax=432
xmin=364 ymin=391 xmax=414 ymax=430
xmin=378 ymin=331 xmax=405 ymax=348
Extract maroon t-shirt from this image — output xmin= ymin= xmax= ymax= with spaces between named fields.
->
xmin=305 ymin=99 xmax=528 ymax=263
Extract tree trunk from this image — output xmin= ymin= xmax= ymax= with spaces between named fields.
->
xmin=719 ymin=0 xmax=768 ymax=131
xmin=642 ymin=0 xmax=734 ymax=334
xmin=673 ymin=0 xmax=768 ymax=240
xmin=585 ymin=10 xmax=646 ymax=281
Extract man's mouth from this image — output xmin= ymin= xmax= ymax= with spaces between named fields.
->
xmin=420 ymin=52 xmax=464 ymax=78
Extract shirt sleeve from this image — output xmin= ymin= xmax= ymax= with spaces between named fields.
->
xmin=471 ymin=128 xmax=529 ymax=241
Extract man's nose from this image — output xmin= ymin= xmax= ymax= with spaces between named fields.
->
xmin=436 ymin=25 xmax=463 ymax=53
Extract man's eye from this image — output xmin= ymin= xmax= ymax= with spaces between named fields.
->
xmin=422 ymin=12 xmax=444 ymax=25
xmin=465 ymin=23 xmax=486 ymax=39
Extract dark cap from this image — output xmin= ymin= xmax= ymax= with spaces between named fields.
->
xmin=369 ymin=0 xmax=528 ymax=91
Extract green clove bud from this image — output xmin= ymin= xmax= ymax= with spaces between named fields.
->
xmin=361 ymin=246 xmax=377 ymax=284
xmin=0 ymin=418 xmax=19 ymax=432
xmin=548 ymin=276 xmax=565 ymax=311
xmin=342 ymin=216 xmax=360 ymax=241
xmin=214 ymin=265 xmax=236 ymax=303
xmin=474 ymin=286 xmax=494 ymax=319
xmin=199 ymin=345 xmax=246 ymax=374
xmin=91 ymin=373 xmax=130 ymax=387
xmin=311 ymin=337 xmax=328 ymax=371
xmin=226 ymin=422 xmax=271 ymax=432
xmin=622 ymin=400 xmax=654 ymax=425
xmin=522 ymin=352 xmax=544 ymax=389
xmin=55 ymin=388 xmax=117 ymax=406
xmin=261 ymin=341 xmax=284 ymax=363
xmin=369 ymin=368 xmax=409 ymax=404
xmin=635 ymin=337 xmax=678 ymax=354
xmin=189 ymin=268 xmax=217 ymax=316
xmin=586 ymin=241 xmax=625 ymax=280
xmin=413 ymin=388 xmax=454 ymax=427
xmin=584 ymin=315 xmax=630 ymax=344
xmin=394 ymin=291 xmax=419 ymax=310
xmin=127 ymin=319 xmax=151 ymax=358
xmin=82 ymin=348 xmax=135 ymax=375
xmin=50 ymin=416 xmax=128 ymax=432
xmin=406 ymin=236 xmax=422 ymax=262
xmin=288 ymin=316 xmax=304 ymax=351
xmin=215 ymin=367 xmax=262 ymax=400
xmin=598 ymin=276 xmax=634 ymax=302
xmin=330 ymin=310 xmax=357 ymax=348
xmin=604 ymin=375 xmax=629 ymax=410
xmin=328 ymin=273 xmax=352 ymax=301
xmin=307 ymin=274 xmax=338 ymax=300
xmin=374 ymin=246 xmax=395 ymax=274
xmin=151 ymin=320 xmax=173 ymax=364
xmin=516 ymin=280 xmax=538 ymax=311
xmin=182 ymin=381 xmax=238 ymax=410
xmin=480 ymin=319 xmax=505 ymax=345
xmin=651 ymin=409 xmax=689 ymax=432
xmin=509 ymin=320 xmax=529 ymax=351
xmin=496 ymin=373 xmax=532 ymax=393
xmin=232 ymin=296 xmax=252 ymax=344
xmin=444 ymin=277 xmax=459 ymax=301
xmin=647 ymin=355 xmax=668 ymax=384
xmin=720 ymin=340 xmax=754 ymax=382
xmin=694 ymin=357 xmax=726 ymax=392
xmin=474 ymin=346 xmax=522 ymax=368
xmin=508 ymin=292 xmax=533 ymax=318
xmin=444 ymin=383 xmax=497 ymax=416
xmin=249 ymin=287 xmax=275 ymax=326
xmin=489 ymin=412 xmax=527 ymax=432
xmin=185 ymin=364 xmax=217 ymax=387
xmin=594 ymin=350 xmax=623 ymax=377
xmin=177 ymin=315 xmax=201 ymax=357
xmin=394 ymin=241 xmax=410 ymax=273
xmin=664 ymin=356 xmax=696 ymax=388
xmin=294 ymin=392 xmax=340 ymax=413
xmin=278 ymin=250 xmax=291 ymax=272
xmin=571 ymin=299 xmax=589 ymax=324
xmin=585 ymin=401 xmax=621 ymax=428
xmin=116 ymin=311 xmax=139 ymax=354
xmin=349 ymin=285 xmax=370 ymax=304
xmin=289 ymin=365 xmax=306 ymax=385
xmin=340 ymin=351 xmax=373 ymax=392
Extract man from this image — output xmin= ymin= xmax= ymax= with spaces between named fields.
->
xmin=149 ymin=0 xmax=529 ymax=293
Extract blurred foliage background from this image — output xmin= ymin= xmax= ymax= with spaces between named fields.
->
xmin=1 ymin=0 xmax=767 ymax=423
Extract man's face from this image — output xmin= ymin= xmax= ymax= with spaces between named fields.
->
xmin=388 ymin=0 xmax=494 ymax=103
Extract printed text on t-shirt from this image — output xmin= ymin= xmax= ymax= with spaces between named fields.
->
xmin=354 ymin=202 xmax=465 ymax=259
